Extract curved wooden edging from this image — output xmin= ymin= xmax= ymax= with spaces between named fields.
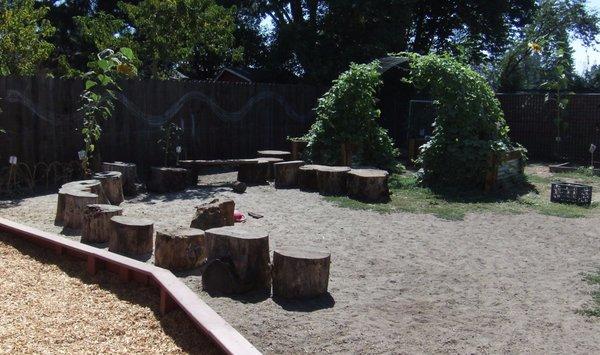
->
xmin=0 ymin=217 xmax=261 ymax=355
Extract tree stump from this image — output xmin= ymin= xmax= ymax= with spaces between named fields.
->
xmin=274 ymin=160 xmax=304 ymax=188
xmin=154 ymin=228 xmax=205 ymax=271
xmin=257 ymin=157 xmax=284 ymax=181
xmin=237 ymin=160 xmax=269 ymax=185
xmin=316 ymin=166 xmax=351 ymax=195
xmin=148 ymin=167 xmax=190 ymax=193
xmin=56 ymin=180 xmax=103 ymax=225
xmin=298 ymin=165 xmax=325 ymax=191
xmin=92 ymin=171 xmax=124 ymax=205
xmin=346 ymin=168 xmax=390 ymax=202
xmin=272 ymin=247 xmax=331 ymax=299
xmin=109 ymin=216 xmax=154 ymax=256
xmin=289 ymin=139 xmax=308 ymax=160
xmin=231 ymin=181 xmax=247 ymax=193
xmin=63 ymin=190 xmax=100 ymax=230
xmin=190 ymin=198 xmax=235 ymax=230
xmin=81 ymin=204 xmax=123 ymax=243
xmin=202 ymin=226 xmax=271 ymax=294
xmin=257 ymin=150 xmax=291 ymax=160
xmin=102 ymin=162 xmax=138 ymax=196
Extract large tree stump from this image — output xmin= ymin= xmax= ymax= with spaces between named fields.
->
xmin=346 ymin=168 xmax=390 ymax=202
xmin=289 ymin=139 xmax=308 ymax=160
xmin=154 ymin=228 xmax=205 ymax=271
xmin=297 ymin=165 xmax=325 ymax=191
xmin=272 ymin=247 xmax=331 ymax=299
xmin=237 ymin=160 xmax=269 ymax=185
xmin=92 ymin=171 xmax=124 ymax=205
xmin=190 ymin=198 xmax=235 ymax=230
xmin=257 ymin=150 xmax=291 ymax=161
xmin=316 ymin=166 xmax=351 ymax=195
xmin=63 ymin=190 xmax=100 ymax=230
xmin=274 ymin=160 xmax=304 ymax=188
xmin=109 ymin=216 xmax=154 ymax=256
xmin=148 ymin=167 xmax=190 ymax=193
xmin=81 ymin=204 xmax=123 ymax=243
xmin=257 ymin=157 xmax=284 ymax=181
xmin=202 ymin=226 xmax=271 ymax=294
xmin=102 ymin=162 xmax=138 ymax=196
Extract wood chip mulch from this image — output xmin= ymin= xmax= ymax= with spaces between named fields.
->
xmin=0 ymin=233 xmax=223 ymax=354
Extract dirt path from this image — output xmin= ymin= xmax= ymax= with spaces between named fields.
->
xmin=2 ymin=175 xmax=600 ymax=353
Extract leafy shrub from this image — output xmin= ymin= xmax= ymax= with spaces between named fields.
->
xmin=401 ymin=53 xmax=526 ymax=188
xmin=303 ymin=61 xmax=399 ymax=171
xmin=158 ymin=122 xmax=183 ymax=166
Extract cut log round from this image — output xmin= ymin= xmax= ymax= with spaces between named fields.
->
xmin=154 ymin=228 xmax=205 ymax=271
xmin=190 ymin=198 xmax=235 ymax=230
xmin=257 ymin=157 xmax=284 ymax=181
xmin=289 ymin=139 xmax=308 ymax=160
xmin=108 ymin=216 xmax=154 ymax=256
xmin=231 ymin=181 xmax=247 ymax=193
xmin=92 ymin=171 xmax=124 ymax=205
xmin=274 ymin=160 xmax=304 ymax=188
xmin=203 ymin=226 xmax=270 ymax=294
xmin=63 ymin=190 xmax=100 ymax=230
xmin=237 ymin=159 xmax=268 ymax=185
xmin=257 ymin=150 xmax=291 ymax=160
xmin=148 ymin=167 xmax=190 ymax=193
xmin=102 ymin=162 xmax=138 ymax=196
xmin=272 ymin=247 xmax=331 ymax=299
xmin=298 ymin=164 xmax=325 ymax=191
xmin=81 ymin=204 xmax=123 ymax=243
xmin=315 ymin=166 xmax=351 ymax=196
xmin=346 ymin=168 xmax=390 ymax=202
xmin=56 ymin=180 xmax=104 ymax=225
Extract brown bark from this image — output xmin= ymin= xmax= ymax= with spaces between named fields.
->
xmin=297 ymin=164 xmax=325 ymax=191
xmin=237 ymin=160 xmax=269 ymax=185
xmin=63 ymin=190 xmax=100 ymax=230
xmin=92 ymin=171 xmax=124 ymax=205
xmin=315 ymin=166 xmax=351 ymax=195
xmin=272 ymin=247 xmax=331 ymax=299
xmin=102 ymin=162 xmax=138 ymax=196
xmin=274 ymin=160 xmax=304 ymax=188
xmin=154 ymin=228 xmax=205 ymax=271
xmin=346 ymin=169 xmax=390 ymax=202
xmin=190 ymin=198 xmax=235 ymax=230
xmin=81 ymin=204 xmax=123 ymax=243
xmin=148 ymin=167 xmax=190 ymax=193
xmin=108 ymin=216 xmax=154 ymax=256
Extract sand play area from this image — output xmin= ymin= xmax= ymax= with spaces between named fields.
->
xmin=3 ymin=171 xmax=600 ymax=353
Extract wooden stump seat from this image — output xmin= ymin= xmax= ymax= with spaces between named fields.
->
xmin=274 ymin=160 xmax=305 ymax=188
xmin=81 ymin=204 xmax=123 ymax=243
xmin=102 ymin=162 xmax=137 ymax=196
xmin=190 ymin=198 xmax=235 ymax=230
xmin=257 ymin=150 xmax=291 ymax=161
xmin=315 ymin=166 xmax=351 ymax=196
xmin=202 ymin=226 xmax=271 ymax=294
xmin=346 ymin=168 xmax=390 ymax=202
xmin=237 ymin=159 xmax=269 ymax=185
xmin=55 ymin=180 xmax=103 ymax=229
xmin=272 ymin=247 xmax=331 ymax=299
xmin=92 ymin=171 xmax=124 ymax=205
xmin=297 ymin=164 xmax=325 ymax=191
xmin=257 ymin=157 xmax=284 ymax=181
xmin=109 ymin=216 xmax=154 ymax=256
xmin=154 ymin=228 xmax=205 ymax=271
xmin=148 ymin=167 xmax=190 ymax=193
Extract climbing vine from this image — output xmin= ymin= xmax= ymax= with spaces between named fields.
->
xmin=79 ymin=47 xmax=137 ymax=174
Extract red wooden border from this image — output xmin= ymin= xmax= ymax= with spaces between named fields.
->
xmin=0 ymin=217 xmax=260 ymax=355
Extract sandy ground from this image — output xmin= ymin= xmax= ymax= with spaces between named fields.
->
xmin=0 ymin=233 xmax=220 ymax=354
xmin=2 ymin=172 xmax=600 ymax=353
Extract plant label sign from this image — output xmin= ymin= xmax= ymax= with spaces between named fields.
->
xmin=176 ymin=146 xmax=182 ymax=154
xmin=8 ymin=156 xmax=17 ymax=165
xmin=78 ymin=150 xmax=87 ymax=160
xmin=590 ymin=144 xmax=597 ymax=154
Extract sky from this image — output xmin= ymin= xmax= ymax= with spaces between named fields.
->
xmin=574 ymin=0 xmax=600 ymax=73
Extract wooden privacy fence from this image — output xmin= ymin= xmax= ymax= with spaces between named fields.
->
xmin=0 ymin=76 xmax=319 ymax=172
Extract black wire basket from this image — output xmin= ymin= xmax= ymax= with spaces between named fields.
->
xmin=550 ymin=182 xmax=592 ymax=206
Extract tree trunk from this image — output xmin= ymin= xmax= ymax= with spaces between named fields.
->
xmin=297 ymin=164 xmax=324 ymax=191
xmin=190 ymin=198 xmax=235 ymax=230
xmin=81 ymin=204 xmax=123 ymax=243
xmin=315 ymin=166 xmax=351 ymax=195
xmin=272 ymin=247 xmax=331 ymax=299
xmin=154 ymin=228 xmax=205 ymax=271
xmin=102 ymin=162 xmax=138 ymax=196
xmin=237 ymin=160 xmax=269 ymax=185
xmin=346 ymin=168 xmax=390 ymax=202
xmin=108 ymin=216 xmax=154 ymax=256
xmin=203 ymin=226 xmax=271 ymax=294
xmin=274 ymin=160 xmax=304 ymax=188
xmin=56 ymin=180 xmax=103 ymax=226
xmin=258 ymin=157 xmax=284 ymax=181
xmin=148 ymin=167 xmax=190 ymax=193
xmin=92 ymin=171 xmax=124 ymax=205
xmin=63 ymin=190 xmax=100 ymax=230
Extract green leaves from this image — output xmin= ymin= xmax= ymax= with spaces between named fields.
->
xmin=120 ymin=47 xmax=134 ymax=60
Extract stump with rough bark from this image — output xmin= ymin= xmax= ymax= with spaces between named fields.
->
xmin=92 ymin=171 xmax=124 ymax=205
xmin=190 ymin=198 xmax=235 ymax=230
xmin=257 ymin=157 xmax=284 ymax=181
xmin=109 ymin=216 xmax=154 ymax=256
xmin=272 ymin=247 xmax=331 ymax=299
xmin=346 ymin=168 xmax=390 ymax=202
xmin=148 ymin=167 xmax=190 ymax=193
xmin=274 ymin=160 xmax=304 ymax=188
xmin=316 ymin=166 xmax=351 ymax=195
xmin=102 ymin=162 xmax=137 ymax=196
xmin=55 ymin=180 xmax=102 ymax=225
xmin=81 ymin=204 xmax=123 ymax=243
xmin=237 ymin=159 xmax=269 ymax=185
xmin=297 ymin=165 xmax=325 ymax=191
xmin=289 ymin=139 xmax=308 ymax=160
xmin=154 ymin=228 xmax=205 ymax=271
xmin=63 ymin=190 xmax=100 ymax=230
xmin=202 ymin=226 xmax=270 ymax=294
xmin=257 ymin=150 xmax=291 ymax=161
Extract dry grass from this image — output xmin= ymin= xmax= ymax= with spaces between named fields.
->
xmin=0 ymin=233 xmax=222 ymax=355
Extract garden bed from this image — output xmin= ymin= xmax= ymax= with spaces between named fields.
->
xmin=549 ymin=162 xmax=600 ymax=176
